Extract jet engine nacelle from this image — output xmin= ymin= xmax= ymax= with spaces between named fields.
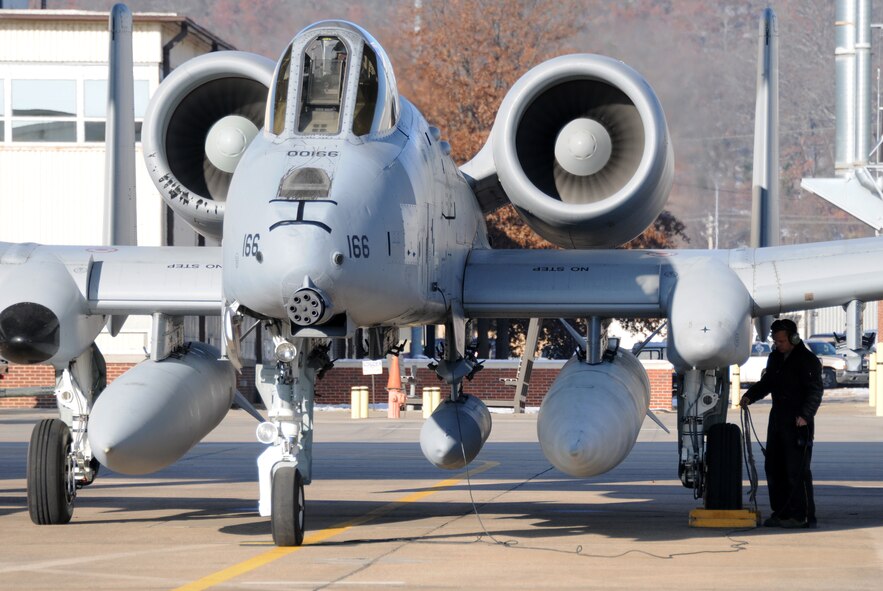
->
xmin=0 ymin=247 xmax=104 ymax=368
xmin=88 ymin=342 xmax=235 ymax=475
xmin=420 ymin=394 xmax=492 ymax=470
xmin=485 ymin=54 xmax=673 ymax=248
xmin=142 ymin=52 xmax=274 ymax=241
xmin=537 ymin=351 xmax=650 ymax=477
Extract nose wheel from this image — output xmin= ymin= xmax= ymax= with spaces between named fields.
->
xmin=704 ymin=422 xmax=743 ymax=509
xmin=271 ymin=464 xmax=305 ymax=546
xmin=27 ymin=419 xmax=76 ymax=525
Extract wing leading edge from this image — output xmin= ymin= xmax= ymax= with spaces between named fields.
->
xmin=463 ymin=237 xmax=883 ymax=319
xmin=0 ymin=242 xmax=223 ymax=317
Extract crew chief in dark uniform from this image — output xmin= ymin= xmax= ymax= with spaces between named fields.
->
xmin=740 ymin=319 xmax=823 ymax=528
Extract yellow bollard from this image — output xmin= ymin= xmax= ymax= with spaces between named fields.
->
xmin=422 ymin=387 xmax=432 ymax=419
xmin=877 ymin=354 xmax=883 ymax=416
xmin=876 ymin=354 xmax=883 ymax=417
xmin=431 ymin=387 xmax=442 ymax=413
xmin=359 ymin=386 xmax=369 ymax=418
xmin=351 ymin=386 xmax=362 ymax=419
xmin=730 ymin=365 xmax=741 ymax=409
xmin=869 ymin=352 xmax=876 ymax=408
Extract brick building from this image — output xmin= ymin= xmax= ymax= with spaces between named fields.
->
xmin=1 ymin=357 xmax=677 ymax=411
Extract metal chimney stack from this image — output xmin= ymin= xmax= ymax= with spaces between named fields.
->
xmin=834 ymin=0 xmax=871 ymax=172
xmin=855 ymin=0 xmax=872 ymax=168
xmin=803 ymin=0 xmax=882 ymax=231
xmin=802 ymin=0 xmax=876 ymax=352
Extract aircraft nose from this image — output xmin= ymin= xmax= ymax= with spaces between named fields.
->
xmin=0 ymin=302 xmax=60 ymax=364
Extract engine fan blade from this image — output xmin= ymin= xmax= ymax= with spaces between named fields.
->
xmin=166 ymin=77 xmax=267 ymax=202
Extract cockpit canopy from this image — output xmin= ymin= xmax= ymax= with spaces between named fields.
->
xmin=269 ymin=21 xmax=400 ymax=138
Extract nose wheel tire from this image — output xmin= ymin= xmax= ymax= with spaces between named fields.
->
xmin=271 ymin=465 xmax=305 ymax=546
xmin=27 ymin=419 xmax=75 ymax=525
xmin=704 ymin=422 xmax=743 ymax=510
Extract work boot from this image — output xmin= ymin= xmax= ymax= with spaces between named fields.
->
xmin=763 ymin=515 xmax=781 ymax=527
xmin=779 ymin=518 xmax=808 ymax=529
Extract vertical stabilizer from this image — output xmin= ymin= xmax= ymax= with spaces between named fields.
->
xmin=751 ymin=8 xmax=779 ymax=249
xmin=752 ymin=8 xmax=779 ymax=341
xmin=104 ymin=3 xmax=137 ymax=247
xmin=104 ymin=4 xmax=136 ymax=337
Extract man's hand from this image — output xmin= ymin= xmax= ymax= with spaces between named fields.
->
xmin=739 ymin=395 xmax=751 ymax=408
xmin=795 ymin=416 xmax=808 ymax=427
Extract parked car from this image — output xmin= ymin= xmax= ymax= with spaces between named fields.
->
xmin=739 ymin=342 xmax=770 ymax=384
xmin=807 ymin=332 xmax=871 ymax=386
xmin=805 ymin=339 xmax=865 ymax=388
xmin=632 ymin=341 xmax=668 ymax=361
xmin=630 ymin=341 xmax=678 ymax=398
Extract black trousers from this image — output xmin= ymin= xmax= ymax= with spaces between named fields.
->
xmin=765 ymin=415 xmax=815 ymax=521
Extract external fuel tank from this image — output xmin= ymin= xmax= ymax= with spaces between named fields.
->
xmin=88 ymin=342 xmax=235 ymax=475
xmin=537 ymin=351 xmax=649 ymax=477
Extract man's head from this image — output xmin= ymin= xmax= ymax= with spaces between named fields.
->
xmin=770 ymin=318 xmax=799 ymax=354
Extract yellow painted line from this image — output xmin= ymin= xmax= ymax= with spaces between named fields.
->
xmin=174 ymin=460 xmax=498 ymax=591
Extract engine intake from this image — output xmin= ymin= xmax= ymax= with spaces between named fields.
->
xmin=0 ymin=247 xmax=105 ymax=368
xmin=142 ymin=52 xmax=274 ymax=240
xmin=489 ymin=54 xmax=674 ymax=248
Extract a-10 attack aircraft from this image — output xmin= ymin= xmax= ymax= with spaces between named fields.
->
xmin=2 ymin=5 xmax=882 ymax=546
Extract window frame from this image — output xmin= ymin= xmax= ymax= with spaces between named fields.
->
xmin=0 ymin=63 xmax=155 ymax=146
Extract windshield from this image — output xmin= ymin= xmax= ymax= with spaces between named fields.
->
xmin=298 ymin=36 xmax=348 ymax=134
xmin=353 ymin=44 xmax=398 ymax=136
xmin=270 ymin=22 xmax=400 ymax=138
xmin=808 ymin=341 xmax=836 ymax=356
xmin=271 ymin=44 xmax=293 ymax=135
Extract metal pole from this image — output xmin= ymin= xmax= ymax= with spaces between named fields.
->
xmin=587 ymin=317 xmax=602 ymax=364
xmin=714 ymin=180 xmax=719 ymax=248
xmin=835 ymin=0 xmax=858 ymax=172
xmin=856 ymin=0 xmax=872 ymax=163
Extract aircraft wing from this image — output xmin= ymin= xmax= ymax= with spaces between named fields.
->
xmin=463 ymin=237 xmax=883 ymax=318
xmin=464 ymin=237 xmax=883 ymax=370
xmin=0 ymin=242 xmax=223 ymax=317
xmin=86 ymin=246 xmax=223 ymax=316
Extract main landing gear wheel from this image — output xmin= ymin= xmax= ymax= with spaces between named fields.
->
xmin=271 ymin=465 xmax=305 ymax=546
xmin=704 ymin=423 xmax=743 ymax=510
xmin=27 ymin=419 xmax=75 ymax=525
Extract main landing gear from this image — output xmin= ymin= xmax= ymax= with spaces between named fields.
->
xmin=27 ymin=345 xmax=104 ymax=525
xmin=27 ymin=419 xmax=75 ymax=524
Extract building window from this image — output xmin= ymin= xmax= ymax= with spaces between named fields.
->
xmin=0 ymin=80 xmax=4 ymax=141
xmin=84 ymin=79 xmax=149 ymax=142
xmin=11 ymin=79 xmax=77 ymax=142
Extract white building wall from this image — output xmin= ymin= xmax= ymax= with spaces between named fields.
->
xmin=0 ymin=146 xmax=163 ymax=246
xmin=803 ymin=301 xmax=878 ymax=336
xmin=0 ymin=12 xmax=230 ymax=362
xmin=0 ymin=19 xmax=163 ymax=64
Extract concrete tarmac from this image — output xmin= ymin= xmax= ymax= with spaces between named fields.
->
xmin=0 ymin=395 xmax=881 ymax=590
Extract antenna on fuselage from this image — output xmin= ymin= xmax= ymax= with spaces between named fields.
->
xmin=751 ymin=8 xmax=779 ymax=341
xmin=104 ymin=3 xmax=138 ymax=336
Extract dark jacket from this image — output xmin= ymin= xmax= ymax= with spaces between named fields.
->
xmin=744 ymin=342 xmax=823 ymax=423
